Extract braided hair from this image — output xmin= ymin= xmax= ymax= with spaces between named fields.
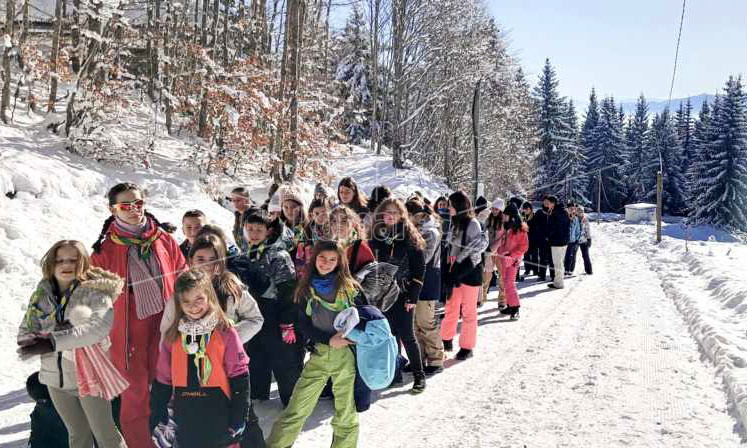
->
xmin=92 ymin=183 xmax=176 ymax=254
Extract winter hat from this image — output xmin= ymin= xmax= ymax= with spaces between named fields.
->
xmin=475 ymin=196 xmax=488 ymax=214
xmin=334 ymin=307 xmax=360 ymax=338
xmin=314 ymin=183 xmax=329 ymax=197
xmin=268 ymin=193 xmax=282 ymax=213
xmin=492 ymin=198 xmax=505 ymax=211
xmin=280 ymin=188 xmax=305 ymax=210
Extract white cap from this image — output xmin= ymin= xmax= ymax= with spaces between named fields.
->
xmin=268 ymin=193 xmax=282 ymax=213
xmin=492 ymin=198 xmax=505 ymax=210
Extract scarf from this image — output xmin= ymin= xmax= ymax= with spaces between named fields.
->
xmin=178 ymin=311 xmax=220 ymax=386
xmin=247 ymin=241 xmax=268 ymax=262
xmin=110 ymin=217 xmax=164 ymax=320
xmin=306 ymin=277 xmax=356 ymax=316
xmin=75 ymin=339 xmax=129 ymax=400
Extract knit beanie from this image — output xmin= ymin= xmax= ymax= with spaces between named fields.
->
xmin=492 ymin=198 xmax=505 ymax=210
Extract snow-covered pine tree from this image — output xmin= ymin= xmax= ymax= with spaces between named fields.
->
xmin=581 ymin=88 xmax=600 ymax=154
xmin=625 ymin=94 xmax=650 ymax=202
xmin=645 ymin=110 xmax=688 ymax=215
xmin=334 ymin=3 xmax=372 ymax=143
xmin=532 ymin=58 xmax=571 ymax=199
xmin=691 ymin=77 xmax=747 ymax=230
xmin=555 ymin=99 xmax=589 ymax=204
xmin=686 ymin=99 xmax=711 ymax=208
xmin=675 ymin=98 xmax=694 ymax=191
xmin=587 ymin=96 xmax=627 ymax=211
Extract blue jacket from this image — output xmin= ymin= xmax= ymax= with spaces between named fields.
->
xmin=345 ymin=305 xmax=397 ymax=391
xmin=568 ymin=216 xmax=582 ymax=244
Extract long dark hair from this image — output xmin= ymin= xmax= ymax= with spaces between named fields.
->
xmin=503 ymin=203 xmax=524 ymax=232
xmin=338 ymin=177 xmax=368 ymax=212
xmin=368 ymin=185 xmax=392 ymax=213
xmin=448 ymin=191 xmax=474 ymax=232
xmin=372 ymin=198 xmax=426 ymax=250
xmin=294 ymin=240 xmax=359 ymax=304
xmin=93 ymin=183 xmax=176 ymax=253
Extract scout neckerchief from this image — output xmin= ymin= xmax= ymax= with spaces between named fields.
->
xmin=306 ymin=276 xmax=357 ymax=316
xmin=109 ymin=218 xmax=162 ymax=261
xmin=247 ymin=241 xmax=268 ymax=262
xmin=178 ymin=311 xmax=220 ymax=386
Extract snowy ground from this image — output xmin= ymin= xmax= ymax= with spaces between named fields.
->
xmin=2 ymin=114 xmax=747 ymax=446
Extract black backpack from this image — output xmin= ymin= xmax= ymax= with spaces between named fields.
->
xmin=354 ymin=262 xmax=400 ymax=313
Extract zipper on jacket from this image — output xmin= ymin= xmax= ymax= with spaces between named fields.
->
xmin=57 ymin=352 xmax=63 ymax=388
xmin=125 ymin=285 xmax=131 ymax=370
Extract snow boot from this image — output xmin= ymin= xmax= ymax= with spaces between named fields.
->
xmin=499 ymin=306 xmax=512 ymax=315
xmin=547 ymin=284 xmax=563 ymax=289
xmin=412 ymin=373 xmax=426 ymax=394
xmin=424 ymin=365 xmax=444 ymax=377
xmin=509 ymin=307 xmax=520 ymax=320
xmin=442 ymin=339 xmax=453 ymax=352
xmin=455 ymin=349 xmax=473 ymax=361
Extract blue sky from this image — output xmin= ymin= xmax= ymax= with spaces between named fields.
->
xmin=488 ymin=0 xmax=747 ymax=104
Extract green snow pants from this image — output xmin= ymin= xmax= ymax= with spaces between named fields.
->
xmin=266 ymin=343 xmax=359 ymax=448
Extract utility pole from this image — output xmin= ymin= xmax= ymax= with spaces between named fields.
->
xmin=656 ymin=171 xmax=663 ymax=243
xmin=596 ymin=171 xmax=602 ymax=224
xmin=472 ymin=79 xmax=481 ymax=203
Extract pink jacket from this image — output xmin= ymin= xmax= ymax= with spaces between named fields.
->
xmin=496 ymin=223 xmax=529 ymax=262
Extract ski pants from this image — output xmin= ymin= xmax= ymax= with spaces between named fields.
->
xmin=441 ymin=284 xmax=480 ymax=350
xmin=266 ymin=344 xmax=358 ymax=448
xmin=551 ymin=246 xmax=567 ymax=288
xmin=414 ymin=300 xmax=444 ymax=367
xmin=501 ymin=258 xmax=521 ymax=308
xmin=246 ymin=324 xmax=304 ymax=407
xmin=385 ymin=298 xmax=424 ymax=376
xmin=48 ymin=387 xmax=126 ymax=448
xmin=564 ymin=242 xmax=579 ymax=274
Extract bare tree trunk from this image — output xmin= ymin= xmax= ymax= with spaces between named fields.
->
xmin=249 ymin=0 xmax=267 ymax=57
xmin=273 ymin=0 xmax=285 ymax=54
xmin=71 ymin=0 xmax=81 ymax=72
xmin=49 ymin=0 xmax=64 ymax=112
xmin=194 ymin=0 xmax=200 ymax=42
xmin=201 ymin=0 xmax=209 ymax=46
xmin=1 ymin=0 xmax=15 ymax=123
xmin=164 ymin=1 xmax=173 ymax=134
xmin=286 ymin=0 xmax=304 ymax=180
xmin=322 ymin=0 xmax=330 ymax=72
xmin=212 ymin=0 xmax=219 ymax=48
xmin=222 ymin=0 xmax=229 ymax=64
xmin=391 ymin=0 xmax=405 ymax=168
xmin=21 ymin=0 xmax=29 ymax=45
xmin=370 ymin=0 xmax=380 ymax=154
xmin=267 ymin=0 xmax=282 ymax=54
xmin=198 ymin=86 xmax=209 ymax=137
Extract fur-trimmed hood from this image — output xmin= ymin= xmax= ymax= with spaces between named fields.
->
xmin=79 ymin=267 xmax=125 ymax=300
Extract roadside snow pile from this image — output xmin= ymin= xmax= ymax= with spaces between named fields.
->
xmin=614 ymin=220 xmax=747 ymax=432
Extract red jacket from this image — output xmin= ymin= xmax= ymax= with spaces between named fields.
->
xmin=90 ymin=226 xmax=187 ymax=370
xmin=496 ymin=224 xmax=529 ymax=262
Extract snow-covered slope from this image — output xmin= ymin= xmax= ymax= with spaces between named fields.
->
xmin=2 ymin=117 xmax=747 ymax=446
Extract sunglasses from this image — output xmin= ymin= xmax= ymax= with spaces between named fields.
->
xmin=113 ymin=199 xmax=145 ymax=211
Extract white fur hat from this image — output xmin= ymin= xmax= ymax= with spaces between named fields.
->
xmin=492 ymin=198 xmax=505 ymax=210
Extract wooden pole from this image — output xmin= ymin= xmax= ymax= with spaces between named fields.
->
xmin=656 ymin=171 xmax=663 ymax=243
xmin=596 ymin=171 xmax=601 ymax=224
xmin=472 ymin=79 xmax=481 ymax=203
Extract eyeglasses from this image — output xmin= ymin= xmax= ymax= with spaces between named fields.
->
xmin=112 ymin=199 xmax=145 ymax=211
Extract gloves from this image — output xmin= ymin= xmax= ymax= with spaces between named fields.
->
xmin=228 ymin=373 xmax=249 ymax=429
xmin=17 ymin=335 xmax=55 ymax=360
xmin=281 ymin=324 xmax=297 ymax=344
xmin=149 ymin=380 xmax=172 ymax=434
xmin=217 ymin=425 xmax=245 ymax=447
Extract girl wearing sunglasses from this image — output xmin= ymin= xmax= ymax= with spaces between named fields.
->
xmin=90 ymin=182 xmax=187 ymax=448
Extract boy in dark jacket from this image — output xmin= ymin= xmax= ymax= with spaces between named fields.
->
xmin=232 ymin=211 xmax=303 ymax=407
xmin=26 ymin=372 xmax=69 ymax=448
xmin=544 ymin=195 xmax=571 ymax=289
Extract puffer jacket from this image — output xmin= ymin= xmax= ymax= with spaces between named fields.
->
xmin=448 ymin=218 xmax=488 ymax=267
xmin=496 ymin=223 xmax=530 ymax=264
xmin=368 ymin=222 xmax=426 ymax=305
xmin=579 ymin=217 xmax=592 ymax=244
xmin=417 ymin=216 xmax=442 ymax=300
xmin=232 ymin=235 xmax=297 ymax=325
xmin=18 ymin=268 xmax=124 ymax=391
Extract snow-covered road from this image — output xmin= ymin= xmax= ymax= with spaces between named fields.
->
xmin=261 ymin=221 xmax=744 ymax=447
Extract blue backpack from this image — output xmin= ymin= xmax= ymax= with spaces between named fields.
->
xmin=345 ymin=305 xmax=397 ymax=390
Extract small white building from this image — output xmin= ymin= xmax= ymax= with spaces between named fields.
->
xmin=625 ymin=203 xmax=657 ymax=223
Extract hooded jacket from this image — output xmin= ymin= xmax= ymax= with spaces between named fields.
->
xmin=546 ymin=204 xmax=571 ymax=247
xmin=18 ymin=268 xmax=124 ymax=391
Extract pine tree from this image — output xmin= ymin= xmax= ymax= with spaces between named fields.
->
xmin=675 ymin=98 xmax=694 ymax=194
xmin=687 ymin=99 xmax=711 ymax=207
xmin=625 ymin=94 xmax=650 ymax=202
xmin=555 ymin=100 xmax=588 ymax=203
xmin=587 ymin=97 xmax=628 ymax=211
xmin=334 ymin=3 xmax=372 ymax=143
xmin=532 ymin=58 xmax=571 ymax=198
xmin=691 ymin=77 xmax=747 ymax=230
xmin=646 ymin=110 xmax=688 ymax=214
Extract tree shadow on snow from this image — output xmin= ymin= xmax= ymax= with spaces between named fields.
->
xmin=0 ymin=388 xmax=31 ymax=412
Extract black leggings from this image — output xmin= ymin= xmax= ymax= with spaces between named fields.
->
xmin=385 ymin=298 xmax=424 ymax=376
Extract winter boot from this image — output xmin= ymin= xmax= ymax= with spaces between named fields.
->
xmin=412 ymin=373 xmax=426 ymax=394
xmin=455 ymin=349 xmax=473 ymax=361
xmin=509 ymin=307 xmax=520 ymax=320
xmin=442 ymin=339 xmax=453 ymax=352
xmin=424 ymin=365 xmax=444 ymax=376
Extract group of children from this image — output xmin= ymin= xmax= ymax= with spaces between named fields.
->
xmin=18 ymin=177 xmax=592 ymax=448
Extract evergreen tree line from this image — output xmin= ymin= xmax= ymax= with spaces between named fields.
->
xmin=533 ymin=59 xmax=747 ymax=231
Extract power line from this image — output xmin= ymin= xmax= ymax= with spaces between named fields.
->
xmin=667 ymin=0 xmax=687 ymax=109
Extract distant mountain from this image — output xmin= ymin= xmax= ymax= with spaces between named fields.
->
xmin=618 ymin=94 xmax=716 ymax=116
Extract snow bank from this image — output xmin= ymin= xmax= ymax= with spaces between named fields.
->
xmin=614 ymin=220 xmax=747 ymax=433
